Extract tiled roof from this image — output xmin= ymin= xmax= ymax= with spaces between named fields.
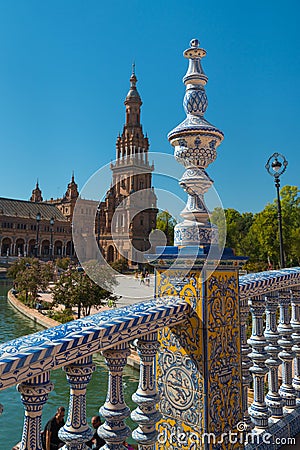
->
xmin=0 ymin=198 xmax=68 ymax=222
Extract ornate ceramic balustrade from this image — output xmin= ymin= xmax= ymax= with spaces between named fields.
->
xmin=240 ymin=268 xmax=300 ymax=449
xmin=1 ymin=268 xmax=300 ymax=449
xmin=0 ymin=297 xmax=190 ymax=450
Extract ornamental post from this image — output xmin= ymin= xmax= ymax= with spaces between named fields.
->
xmin=59 ymin=356 xmax=95 ymax=449
xmin=17 ymin=372 xmax=54 ymax=450
xmin=149 ymin=38 xmax=246 ymax=449
xmin=98 ymin=342 xmax=131 ymax=449
xmin=278 ymin=289 xmax=296 ymax=408
xmin=264 ymin=291 xmax=284 ymax=418
xmin=248 ymin=296 xmax=270 ymax=428
xmin=291 ymin=287 xmax=300 ymax=398
xmin=131 ymin=332 xmax=161 ymax=449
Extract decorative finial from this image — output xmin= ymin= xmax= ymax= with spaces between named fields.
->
xmin=72 ymin=170 xmax=75 ymax=182
xmin=130 ymin=62 xmax=137 ymax=88
xmin=126 ymin=63 xmax=141 ymax=104
xmin=168 ymin=38 xmax=224 ymax=248
xmin=182 ymin=38 xmax=208 ymax=94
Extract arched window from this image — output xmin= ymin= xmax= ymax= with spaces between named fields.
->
xmin=107 ymin=245 xmax=115 ymax=263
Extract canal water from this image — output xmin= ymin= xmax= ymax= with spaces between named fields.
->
xmin=0 ymin=283 xmax=139 ymax=449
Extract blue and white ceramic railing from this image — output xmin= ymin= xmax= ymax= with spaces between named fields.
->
xmin=0 ymin=297 xmax=190 ymax=450
xmin=2 ymin=268 xmax=300 ymax=449
xmin=240 ymin=268 xmax=300 ymax=448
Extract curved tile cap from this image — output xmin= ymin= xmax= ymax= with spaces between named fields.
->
xmin=239 ymin=267 xmax=300 ymax=299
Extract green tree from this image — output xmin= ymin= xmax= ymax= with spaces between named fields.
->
xmin=156 ymin=210 xmax=177 ymax=246
xmin=55 ymin=257 xmax=71 ymax=270
xmin=211 ymin=208 xmax=254 ymax=255
xmin=280 ymin=186 xmax=300 ymax=266
xmin=242 ymin=186 xmax=300 ymax=269
xmin=7 ymin=258 xmax=54 ymax=305
xmin=210 ymin=207 xmax=226 ymax=248
xmin=52 ymin=265 xmax=117 ymax=318
xmin=110 ymin=257 xmax=129 ymax=274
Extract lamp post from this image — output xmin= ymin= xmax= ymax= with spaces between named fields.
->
xmin=265 ymin=152 xmax=288 ymax=268
xmin=50 ymin=217 xmax=55 ymax=260
xmin=35 ymin=212 xmax=41 ymax=258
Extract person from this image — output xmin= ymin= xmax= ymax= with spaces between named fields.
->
xmin=145 ymin=271 xmax=150 ymax=287
xmin=42 ymin=406 xmax=65 ymax=450
xmin=86 ymin=415 xmax=105 ymax=449
xmin=123 ymin=441 xmax=134 ymax=450
xmin=140 ymin=272 xmax=145 ymax=285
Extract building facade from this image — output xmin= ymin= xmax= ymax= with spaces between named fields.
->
xmin=0 ymin=184 xmax=73 ymax=259
xmin=0 ymin=70 xmax=157 ymax=265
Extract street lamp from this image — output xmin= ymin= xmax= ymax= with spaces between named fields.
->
xmin=50 ymin=217 xmax=55 ymax=260
xmin=265 ymin=152 xmax=288 ymax=268
xmin=35 ymin=212 xmax=41 ymax=258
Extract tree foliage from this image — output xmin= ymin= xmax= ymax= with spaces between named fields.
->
xmin=211 ymin=185 xmax=300 ymax=270
xmin=7 ymin=258 xmax=54 ymax=304
xmin=110 ymin=257 xmax=129 ymax=274
xmin=52 ymin=264 xmax=117 ymax=318
xmin=156 ymin=210 xmax=177 ymax=246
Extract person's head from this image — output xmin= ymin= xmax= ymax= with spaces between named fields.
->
xmin=55 ymin=406 xmax=65 ymax=422
xmin=91 ymin=415 xmax=101 ymax=429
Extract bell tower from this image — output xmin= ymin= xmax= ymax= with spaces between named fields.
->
xmin=112 ymin=65 xmax=153 ymax=196
xmin=100 ymin=67 xmax=157 ymax=264
xmin=30 ymin=180 xmax=43 ymax=203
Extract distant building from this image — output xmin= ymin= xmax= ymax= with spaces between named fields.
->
xmin=0 ymin=183 xmax=73 ymax=258
xmin=96 ymin=68 xmax=157 ymax=264
xmin=0 ymin=69 xmax=157 ymax=265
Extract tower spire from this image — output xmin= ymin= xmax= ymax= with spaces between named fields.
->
xmin=124 ymin=66 xmax=142 ymax=127
xmin=30 ymin=179 xmax=43 ymax=202
xmin=65 ymin=172 xmax=78 ymax=200
xmin=115 ymin=67 xmax=148 ymax=161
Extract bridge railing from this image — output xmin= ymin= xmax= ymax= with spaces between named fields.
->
xmin=1 ymin=268 xmax=300 ymax=449
xmin=0 ymin=296 xmax=190 ymax=449
xmin=240 ymin=268 xmax=300 ymax=448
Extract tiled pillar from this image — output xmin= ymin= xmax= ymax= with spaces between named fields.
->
xmin=240 ymin=296 xmax=254 ymax=429
xmin=264 ymin=291 xmax=284 ymax=418
xmin=278 ymin=289 xmax=296 ymax=409
xmin=291 ymin=287 xmax=300 ymax=398
xmin=154 ymin=252 xmax=245 ymax=450
xmin=17 ymin=372 xmax=54 ymax=450
xmin=151 ymin=36 xmax=245 ymax=449
xmin=59 ymin=355 xmax=95 ymax=449
xmin=99 ymin=342 xmax=131 ymax=449
xmin=131 ymin=332 xmax=161 ymax=449
xmin=248 ymin=295 xmax=270 ymax=428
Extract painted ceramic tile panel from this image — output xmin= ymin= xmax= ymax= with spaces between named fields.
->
xmin=205 ymin=270 xmax=243 ymax=440
xmin=156 ymin=269 xmax=205 ymax=446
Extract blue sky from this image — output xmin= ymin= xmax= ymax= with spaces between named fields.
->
xmin=0 ymin=0 xmax=299 ymax=213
